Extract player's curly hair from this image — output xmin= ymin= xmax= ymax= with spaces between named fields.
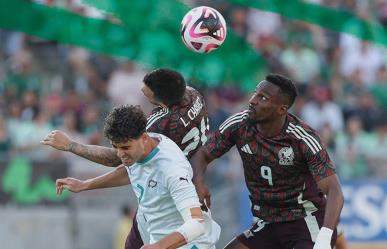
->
xmin=143 ymin=68 xmax=186 ymax=106
xmin=266 ymin=73 xmax=298 ymax=107
xmin=103 ymin=105 xmax=147 ymax=143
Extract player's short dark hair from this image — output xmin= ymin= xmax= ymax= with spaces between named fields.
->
xmin=143 ymin=68 xmax=186 ymax=106
xmin=265 ymin=73 xmax=298 ymax=107
xmin=103 ymin=105 xmax=147 ymax=143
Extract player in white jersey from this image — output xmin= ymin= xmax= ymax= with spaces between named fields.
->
xmin=55 ymin=105 xmax=220 ymax=249
xmin=41 ymin=68 xmax=209 ymax=248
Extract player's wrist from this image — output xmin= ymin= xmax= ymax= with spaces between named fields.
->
xmin=68 ymin=141 xmax=77 ymax=152
xmin=81 ymin=179 xmax=93 ymax=191
xmin=314 ymin=227 xmax=333 ymax=247
xmin=318 ymin=227 xmax=333 ymax=238
xmin=192 ymin=176 xmax=205 ymax=184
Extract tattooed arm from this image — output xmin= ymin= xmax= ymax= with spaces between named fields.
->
xmin=41 ymin=130 xmax=122 ymax=167
xmin=68 ymin=141 xmax=122 ymax=167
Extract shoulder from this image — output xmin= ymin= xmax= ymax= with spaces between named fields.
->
xmin=146 ymin=107 xmax=169 ymax=130
xmin=186 ymin=86 xmax=203 ymax=98
xmin=156 ymin=148 xmax=191 ymax=179
xmin=155 ymin=134 xmax=189 ymax=162
xmin=218 ymin=110 xmax=249 ymax=134
xmin=168 ymin=87 xmax=208 ymax=123
xmin=285 ymin=114 xmax=323 ymax=155
xmin=286 ymin=114 xmax=320 ymax=138
xmin=182 ymin=87 xmax=206 ymax=108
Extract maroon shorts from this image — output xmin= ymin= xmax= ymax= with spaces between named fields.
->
xmin=237 ymin=211 xmax=337 ymax=249
xmin=125 ymin=213 xmax=144 ymax=249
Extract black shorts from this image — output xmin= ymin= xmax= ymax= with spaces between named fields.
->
xmin=125 ymin=212 xmax=144 ymax=249
xmin=237 ymin=211 xmax=337 ymax=249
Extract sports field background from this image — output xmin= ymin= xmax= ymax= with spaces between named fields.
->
xmin=0 ymin=0 xmax=387 ymax=248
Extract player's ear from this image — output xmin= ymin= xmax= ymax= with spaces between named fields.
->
xmin=140 ymin=132 xmax=148 ymax=142
xmin=278 ymin=105 xmax=288 ymax=115
xmin=159 ymin=102 xmax=168 ymax=108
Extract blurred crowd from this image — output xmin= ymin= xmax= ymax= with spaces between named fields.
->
xmin=209 ymin=0 xmax=387 ymax=180
xmin=1 ymin=0 xmax=387 ymax=182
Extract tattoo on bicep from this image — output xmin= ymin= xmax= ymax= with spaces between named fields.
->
xmin=73 ymin=144 xmax=121 ymax=167
xmin=94 ymin=147 xmax=122 ymax=166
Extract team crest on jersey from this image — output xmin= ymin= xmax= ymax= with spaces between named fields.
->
xmin=148 ymin=180 xmax=157 ymax=188
xmin=278 ymin=146 xmax=294 ymax=166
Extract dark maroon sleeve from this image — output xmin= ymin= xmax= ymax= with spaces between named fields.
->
xmin=205 ymin=120 xmax=238 ymax=159
xmin=300 ymin=132 xmax=336 ymax=182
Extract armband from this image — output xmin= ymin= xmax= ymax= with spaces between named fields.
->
xmin=176 ymin=218 xmax=205 ymax=242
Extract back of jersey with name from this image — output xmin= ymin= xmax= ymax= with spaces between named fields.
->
xmin=146 ymin=87 xmax=209 ymax=159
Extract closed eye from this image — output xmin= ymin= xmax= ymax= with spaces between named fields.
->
xmin=111 ymin=144 xmax=130 ymax=150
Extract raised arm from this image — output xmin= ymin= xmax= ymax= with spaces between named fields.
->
xmin=41 ymin=130 xmax=122 ymax=167
xmin=190 ymin=147 xmax=217 ymax=208
xmin=191 ymin=147 xmax=216 ymax=182
xmin=143 ymin=207 xmax=204 ymax=249
xmin=56 ymin=165 xmax=130 ymax=195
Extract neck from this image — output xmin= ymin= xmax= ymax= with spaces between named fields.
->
xmin=159 ymin=102 xmax=168 ymax=108
xmin=256 ymin=115 xmax=287 ymax=137
xmin=141 ymin=136 xmax=159 ymax=160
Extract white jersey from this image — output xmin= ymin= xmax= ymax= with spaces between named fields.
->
xmin=125 ymin=133 xmax=220 ymax=249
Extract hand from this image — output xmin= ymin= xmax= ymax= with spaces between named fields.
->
xmin=56 ymin=177 xmax=86 ymax=195
xmin=41 ymin=130 xmax=73 ymax=151
xmin=194 ymin=179 xmax=211 ymax=210
xmin=313 ymin=227 xmax=333 ymax=249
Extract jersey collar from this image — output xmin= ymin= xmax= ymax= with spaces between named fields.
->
xmin=137 ymin=146 xmax=160 ymax=164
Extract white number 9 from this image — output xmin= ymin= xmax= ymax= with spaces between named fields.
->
xmin=260 ymin=166 xmax=273 ymax=186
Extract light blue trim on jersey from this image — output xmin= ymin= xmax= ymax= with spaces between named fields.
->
xmin=136 ymin=184 xmax=145 ymax=203
xmin=137 ymin=147 xmax=160 ymax=164
xmin=191 ymin=245 xmax=198 ymax=249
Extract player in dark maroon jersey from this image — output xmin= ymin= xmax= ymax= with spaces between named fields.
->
xmin=41 ymin=68 xmax=209 ymax=249
xmin=192 ymin=74 xmax=343 ymax=249
xmin=142 ymin=69 xmax=209 ymax=159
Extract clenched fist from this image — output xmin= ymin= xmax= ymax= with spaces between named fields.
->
xmin=41 ymin=130 xmax=73 ymax=151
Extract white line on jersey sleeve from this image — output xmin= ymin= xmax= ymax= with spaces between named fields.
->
xmin=286 ymin=123 xmax=322 ymax=154
xmin=146 ymin=108 xmax=169 ymax=130
xmin=219 ymin=111 xmax=248 ymax=134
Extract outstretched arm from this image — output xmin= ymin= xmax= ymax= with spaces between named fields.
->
xmin=56 ymin=165 xmax=130 ymax=194
xmin=190 ymin=147 xmax=216 ymax=208
xmin=41 ymin=130 xmax=122 ymax=167
xmin=313 ymin=174 xmax=344 ymax=249
xmin=142 ymin=207 xmax=204 ymax=249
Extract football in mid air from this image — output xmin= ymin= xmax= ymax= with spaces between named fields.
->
xmin=180 ymin=6 xmax=227 ymax=54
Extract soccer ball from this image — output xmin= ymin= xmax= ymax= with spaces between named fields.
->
xmin=180 ymin=6 xmax=227 ymax=54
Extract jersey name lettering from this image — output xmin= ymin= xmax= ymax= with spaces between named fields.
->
xmin=180 ymin=97 xmax=203 ymax=127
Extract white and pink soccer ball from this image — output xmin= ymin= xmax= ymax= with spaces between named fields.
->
xmin=180 ymin=6 xmax=227 ymax=54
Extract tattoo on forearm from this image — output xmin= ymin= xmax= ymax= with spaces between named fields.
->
xmin=70 ymin=143 xmax=122 ymax=167
xmin=68 ymin=142 xmax=76 ymax=153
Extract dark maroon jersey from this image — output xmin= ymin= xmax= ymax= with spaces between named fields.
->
xmin=146 ymin=86 xmax=209 ymax=159
xmin=206 ymin=111 xmax=336 ymax=222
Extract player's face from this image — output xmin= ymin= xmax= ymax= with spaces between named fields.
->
xmin=248 ymin=81 xmax=286 ymax=123
xmin=111 ymin=134 xmax=146 ymax=166
xmin=141 ymin=84 xmax=160 ymax=105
